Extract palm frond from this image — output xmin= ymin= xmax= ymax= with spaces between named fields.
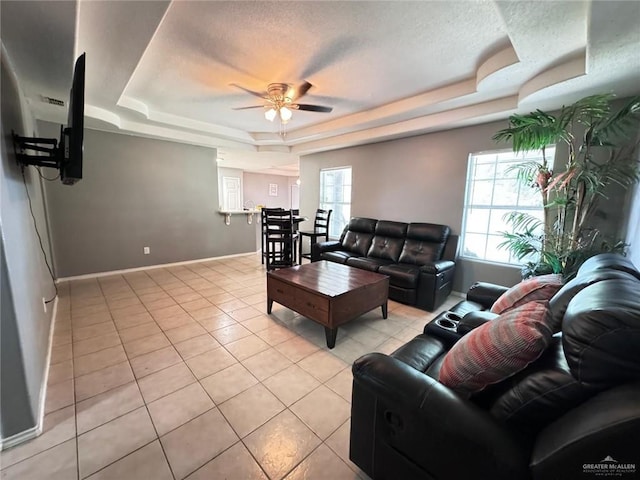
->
xmin=493 ymin=110 xmax=570 ymax=153
xmin=502 ymin=211 xmax=544 ymax=233
xmin=590 ymin=96 xmax=640 ymax=145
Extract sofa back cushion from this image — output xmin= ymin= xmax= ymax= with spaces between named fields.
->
xmin=341 ymin=217 xmax=377 ymax=256
xmin=562 ymin=277 xmax=640 ymax=389
xmin=548 ymin=253 xmax=640 ymax=331
xmin=367 ymin=221 xmax=407 ymax=261
xmin=478 ymin=336 xmax=596 ymax=435
xmin=399 ymin=223 xmax=450 ymax=265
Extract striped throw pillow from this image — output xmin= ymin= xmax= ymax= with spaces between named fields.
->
xmin=439 ymin=300 xmax=553 ymax=394
xmin=491 ymin=274 xmax=563 ymax=315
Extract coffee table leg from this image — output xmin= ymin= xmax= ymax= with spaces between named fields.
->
xmin=324 ymin=327 xmax=338 ymax=349
xmin=267 ymin=298 xmax=273 ymax=314
xmin=381 ymin=301 xmax=388 ymax=319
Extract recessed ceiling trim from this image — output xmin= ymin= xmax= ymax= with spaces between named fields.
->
xmin=85 ymin=105 xmax=122 ymax=128
xmin=117 ymin=95 xmax=254 ymax=143
xmin=283 ymin=78 xmax=478 ymax=145
xmin=519 ymin=53 xmax=587 ymax=102
xmin=292 ymin=95 xmax=519 ymax=156
xmin=118 ymin=95 xmax=149 ymax=118
xmin=257 ymin=145 xmax=291 ymax=154
xmin=107 ymin=118 xmax=258 ymax=151
xmin=476 ymin=44 xmax=520 ymax=88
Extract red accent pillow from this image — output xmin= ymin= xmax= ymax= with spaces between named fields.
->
xmin=439 ymin=301 xmax=553 ymax=394
xmin=491 ymin=274 xmax=563 ymax=314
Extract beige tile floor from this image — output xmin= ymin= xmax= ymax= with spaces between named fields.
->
xmin=0 ymin=254 xmax=458 ymax=480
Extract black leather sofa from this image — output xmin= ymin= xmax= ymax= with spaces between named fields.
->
xmin=350 ymin=253 xmax=640 ymax=480
xmin=311 ymin=218 xmax=457 ymax=311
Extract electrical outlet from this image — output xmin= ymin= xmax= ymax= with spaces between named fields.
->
xmin=42 ymin=297 xmax=47 ymax=313
xmin=143 ymin=246 xmax=150 ymax=255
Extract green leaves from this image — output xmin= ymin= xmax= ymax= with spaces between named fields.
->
xmin=494 ymin=93 xmax=640 ymax=277
xmin=493 ymin=110 xmax=570 ymax=154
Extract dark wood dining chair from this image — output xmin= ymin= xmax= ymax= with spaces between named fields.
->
xmin=263 ymin=208 xmax=299 ymax=270
xmin=298 ymin=209 xmax=332 ymax=261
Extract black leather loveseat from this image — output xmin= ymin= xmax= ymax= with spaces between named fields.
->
xmin=350 ymin=253 xmax=640 ymax=480
xmin=311 ymin=218 xmax=456 ymax=311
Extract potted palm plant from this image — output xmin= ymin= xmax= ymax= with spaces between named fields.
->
xmin=493 ymin=94 xmax=640 ymax=278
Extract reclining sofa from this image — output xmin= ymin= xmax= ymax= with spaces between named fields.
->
xmin=350 ymin=253 xmax=640 ymax=480
xmin=311 ymin=218 xmax=456 ymax=311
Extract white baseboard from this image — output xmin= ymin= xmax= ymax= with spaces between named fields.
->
xmin=0 ymin=424 xmax=40 ymax=451
xmin=56 ymin=251 xmax=260 ymax=283
xmin=0 ymin=296 xmax=56 ymax=451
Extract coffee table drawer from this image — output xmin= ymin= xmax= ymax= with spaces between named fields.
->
xmin=268 ymin=278 xmax=298 ymax=302
xmin=295 ymin=290 xmax=329 ymax=315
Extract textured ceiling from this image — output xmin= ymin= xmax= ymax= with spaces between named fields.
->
xmin=2 ymin=1 xmax=639 ymax=175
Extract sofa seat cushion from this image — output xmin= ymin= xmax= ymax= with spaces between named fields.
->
xmin=491 ymin=274 xmax=564 ymax=315
xmin=439 ymin=300 xmax=554 ymax=395
xmin=391 ymin=334 xmax=446 ymax=376
xmin=379 ymin=263 xmax=421 ymax=288
xmin=321 ymin=250 xmax=361 ymax=264
xmin=346 ymin=256 xmax=394 ymax=272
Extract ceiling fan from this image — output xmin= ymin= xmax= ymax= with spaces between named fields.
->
xmin=231 ymin=81 xmax=333 ymax=124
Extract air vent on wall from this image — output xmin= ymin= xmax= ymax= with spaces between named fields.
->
xmin=40 ymin=95 xmax=65 ymax=107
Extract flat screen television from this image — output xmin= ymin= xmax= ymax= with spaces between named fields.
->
xmin=12 ymin=53 xmax=85 ymax=185
xmin=61 ymin=53 xmax=85 ymax=185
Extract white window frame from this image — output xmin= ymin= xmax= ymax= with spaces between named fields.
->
xmin=319 ymin=166 xmax=352 ymax=239
xmin=460 ymin=147 xmax=555 ymax=265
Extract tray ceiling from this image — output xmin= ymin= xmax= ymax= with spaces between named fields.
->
xmin=2 ymin=1 xmax=639 ymax=175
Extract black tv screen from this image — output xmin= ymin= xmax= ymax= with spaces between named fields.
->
xmin=61 ymin=53 xmax=85 ymax=185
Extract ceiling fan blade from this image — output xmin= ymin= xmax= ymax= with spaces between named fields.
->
xmin=288 ymin=81 xmax=313 ymax=101
xmin=295 ymin=103 xmax=333 ymax=113
xmin=230 ymin=83 xmax=267 ymax=98
xmin=233 ymin=105 xmax=265 ymax=110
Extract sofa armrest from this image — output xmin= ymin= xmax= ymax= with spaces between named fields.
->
xmin=351 ymin=353 xmax=530 ymax=480
xmin=466 ymin=281 xmax=509 ymax=309
xmin=458 ymin=311 xmax=499 ymax=335
xmin=420 ymin=259 xmax=455 ymax=274
xmin=531 ymin=382 xmax=640 ymax=479
xmin=416 ymin=261 xmax=456 ymax=311
xmin=311 ymin=240 xmax=342 ymax=262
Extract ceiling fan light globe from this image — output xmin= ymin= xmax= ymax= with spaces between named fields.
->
xmin=279 ymin=106 xmax=293 ymax=122
xmin=265 ymin=108 xmax=277 ymax=121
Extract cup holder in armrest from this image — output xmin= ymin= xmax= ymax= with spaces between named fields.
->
xmin=424 ymin=310 xmax=464 ymax=345
xmin=435 ymin=318 xmax=458 ymax=330
xmin=435 ymin=311 xmax=463 ymax=331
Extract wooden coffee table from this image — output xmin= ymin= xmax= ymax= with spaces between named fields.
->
xmin=267 ymin=261 xmax=389 ymax=348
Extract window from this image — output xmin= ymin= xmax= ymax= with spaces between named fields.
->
xmin=460 ymin=148 xmax=555 ymax=264
xmin=320 ymin=167 xmax=352 ymax=238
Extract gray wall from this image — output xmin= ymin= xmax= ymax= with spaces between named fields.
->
xmin=1 ymin=53 xmax=54 ymax=439
xmin=39 ymin=125 xmax=256 ymax=278
xmin=243 ymin=172 xmax=293 ymax=209
xmin=299 ymin=121 xmax=540 ymax=292
xmin=300 ymin=117 xmax=638 ymax=292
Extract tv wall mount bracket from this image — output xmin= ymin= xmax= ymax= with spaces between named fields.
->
xmin=12 ymin=128 xmax=65 ymax=170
